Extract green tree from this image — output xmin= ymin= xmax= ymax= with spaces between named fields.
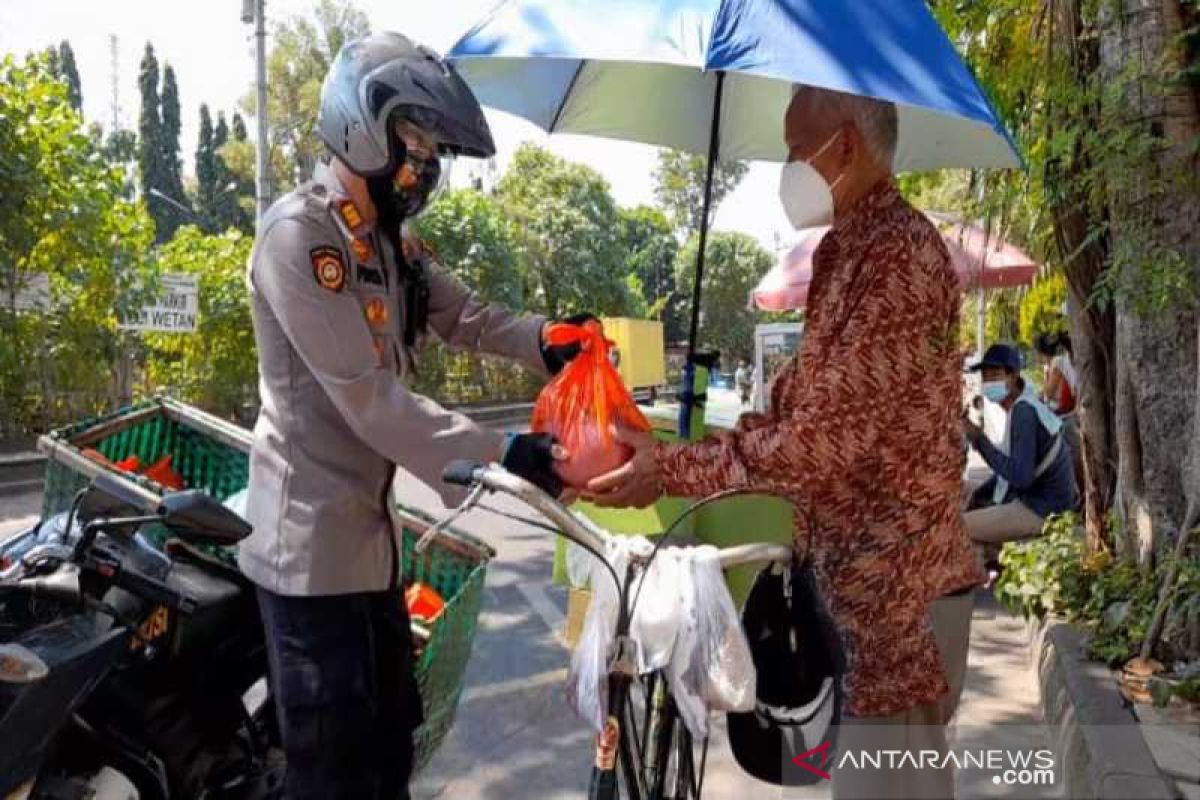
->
xmin=673 ymin=232 xmax=772 ymax=364
xmin=194 ymin=104 xmax=219 ymax=230
xmin=100 ymin=128 xmax=138 ymax=198
xmin=210 ymin=112 xmax=252 ymax=232
xmin=1019 ymin=274 xmax=1069 ymax=345
xmin=137 ymin=43 xmax=161 ymax=204
xmin=232 ymin=112 xmax=248 ymax=142
xmin=244 ymin=0 xmax=370 ymax=189
xmin=143 ymin=228 xmax=257 ymax=417
xmin=410 ymin=188 xmax=540 ymax=403
xmin=413 ymin=188 xmax=521 ymax=306
xmin=138 ymin=50 xmax=191 ymax=241
xmin=55 ymin=41 xmax=82 ymax=111
xmin=653 ymin=149 xmax=749 ymax=239
xmin=618 ymin=205 xmax=680 ymax=333
xmin=0 ymin=53 xmax=155 ymax=432
xmin=930 ymin=0 xmax=1200 ymax=562
xmin=155 ymin=64 xmax=191 ymax=238
xmin=496 ymin=144 xmax=635 ymax=319
xmin=215 ymin=112 xmax=256 ymax=231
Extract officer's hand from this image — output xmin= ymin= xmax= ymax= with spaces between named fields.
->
xmin=541 ymin=313 xmax=599 ymax=375
xmin=500 ymin=433 xmax=569 ymax=498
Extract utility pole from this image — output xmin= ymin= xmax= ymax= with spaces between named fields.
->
xmin=243 ymin=0 xmax=270 ymax=223
xmin=108 ymin=34 xmax=120 ymax=132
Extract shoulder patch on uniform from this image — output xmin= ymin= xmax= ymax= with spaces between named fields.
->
xmin=311 ymin=246 xmax=346 ymax=293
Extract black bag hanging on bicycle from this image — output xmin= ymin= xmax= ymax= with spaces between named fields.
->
xmin=727 ymin=558 xmax=845 ymax=786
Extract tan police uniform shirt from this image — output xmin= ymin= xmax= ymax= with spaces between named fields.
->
xmin=239 ymin=162 xmax=547 ymax=596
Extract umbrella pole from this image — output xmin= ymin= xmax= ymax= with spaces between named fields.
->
xmin=677 ymin=71 xmax=726 ymax=438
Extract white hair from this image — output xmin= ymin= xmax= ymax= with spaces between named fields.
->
xmin=792 ymin=85 xmax=898 ymax=167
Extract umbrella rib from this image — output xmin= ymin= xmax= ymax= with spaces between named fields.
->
xmin=548 ymin=60 xmax=587 ymax=133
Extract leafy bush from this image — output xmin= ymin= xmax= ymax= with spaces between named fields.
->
xmin=1018 ymin=273 xmax=1068 ymax=345
xmin=997 ymin=513 xmax=1200 ymax=665
xmin=995 ymin=513 xmax=1093 ymax=619
xmin=0 ymin=53 xmax=156 ymax=433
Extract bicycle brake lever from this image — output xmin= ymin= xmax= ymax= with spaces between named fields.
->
xmin=414 ymin=483 xmax=485 ymax=554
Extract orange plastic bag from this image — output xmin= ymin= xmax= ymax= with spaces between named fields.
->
xmin=82 ymin=449 xmax=141 ymax=474
xmin=142 ymin=455 xmax=186 ymax=491
xmin=531 ymin=320 xmax=651 ymax=489
xmin=405 ymin=582 xmax=445 ymax=624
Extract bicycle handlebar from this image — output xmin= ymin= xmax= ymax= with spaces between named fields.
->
xmin=440 ymin=460 xmax=793 ymax=569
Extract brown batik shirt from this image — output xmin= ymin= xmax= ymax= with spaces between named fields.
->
xmin=655 ymin=180 xmax=984 ymax=718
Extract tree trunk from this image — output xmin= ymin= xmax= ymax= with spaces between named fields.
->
xmin=1101 ymin=0 xmax=1200 ymax=563
xmin=1045 ymin=0 xmax=1120 ymax=554
xmin=1060 ymin=217 xmax=1119 ymax=553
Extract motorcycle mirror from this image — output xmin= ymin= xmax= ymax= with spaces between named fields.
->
xmin=157 ymin=491 xmax=252 ymax=547
xmin=79 ymin=472 xmax=147 ymax=521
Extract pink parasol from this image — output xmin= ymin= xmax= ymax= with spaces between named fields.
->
xmin=750 ymin=215 xmax=1039 ymax=312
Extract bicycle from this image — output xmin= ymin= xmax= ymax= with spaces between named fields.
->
xmin=423 ymin=461 xmax=793 ymax=800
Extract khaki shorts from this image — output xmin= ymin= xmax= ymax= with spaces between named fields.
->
xmin=831 ymin=591 xmax=975 ymax=800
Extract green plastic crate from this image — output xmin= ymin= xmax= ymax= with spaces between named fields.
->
xmin=39 ymin=397 xmax=251 ymax=520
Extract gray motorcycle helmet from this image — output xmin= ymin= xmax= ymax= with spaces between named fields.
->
xmin=316 ymin=31 xmax=495 ymax=177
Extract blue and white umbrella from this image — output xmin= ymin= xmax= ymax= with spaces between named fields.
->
xmin=449 ymin=0 xmax=1020 ymax=433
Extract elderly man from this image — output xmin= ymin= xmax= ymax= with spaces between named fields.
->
xmin=588 ymin=86 xmax=984 ymax=799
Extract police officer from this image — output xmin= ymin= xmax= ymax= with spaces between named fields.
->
xmin=241 ymin=32 xmax=582 ymax=798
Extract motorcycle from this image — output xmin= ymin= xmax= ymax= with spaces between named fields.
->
xmin=0 ymin=473 xmax=281 ymax=799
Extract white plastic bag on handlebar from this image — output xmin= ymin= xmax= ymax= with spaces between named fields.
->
xmin=565 ymin=538 xmax=594 ymax=589
xmin=667 ymin=545 xmax=756 ymax=738
xmin=566 ymin=535 xmax=646 ymax=731
xmin=566 ymin=539 xmax=755 ymax=737
xmin=630 ymin=547 xmax=682 ymax=673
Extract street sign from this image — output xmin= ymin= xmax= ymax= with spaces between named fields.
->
xmin=118 ymin=273 xmax=199 ymax=333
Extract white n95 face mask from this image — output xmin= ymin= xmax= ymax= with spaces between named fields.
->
xmin=778 ymin=131 xmax=844 ymax=230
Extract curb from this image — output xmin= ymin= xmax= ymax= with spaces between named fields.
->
xmin=1029 ymin=618 xmax=1174 ymax=799
xmin=0 ymin=478 xmax=44 ymax=499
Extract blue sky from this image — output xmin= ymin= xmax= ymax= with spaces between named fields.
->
xmin=0 ymin=0 xmax=793 ymax=249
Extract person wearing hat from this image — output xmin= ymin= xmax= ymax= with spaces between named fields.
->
xmin=241 ymin=32 xmax=585 ymax=798
xmin=961 ymin=343 xmax=1078 ymax=558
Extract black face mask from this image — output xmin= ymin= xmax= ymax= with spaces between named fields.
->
xmin=366 ymin=143 xmax=442 ymax=235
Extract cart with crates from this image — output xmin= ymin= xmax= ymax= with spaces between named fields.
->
xmin=37 ymin=396 xmax=490 ymax=771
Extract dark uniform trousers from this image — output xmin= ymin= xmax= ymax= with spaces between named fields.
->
xmin=258 ymin=587 xmax=424 ymax=799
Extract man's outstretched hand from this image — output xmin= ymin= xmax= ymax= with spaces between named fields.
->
xmin=583 ymin=428 xmax=662 ymax=509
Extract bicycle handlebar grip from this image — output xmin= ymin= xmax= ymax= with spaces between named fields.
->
xmin=442 ymin=460 xmax=483 ymax=487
